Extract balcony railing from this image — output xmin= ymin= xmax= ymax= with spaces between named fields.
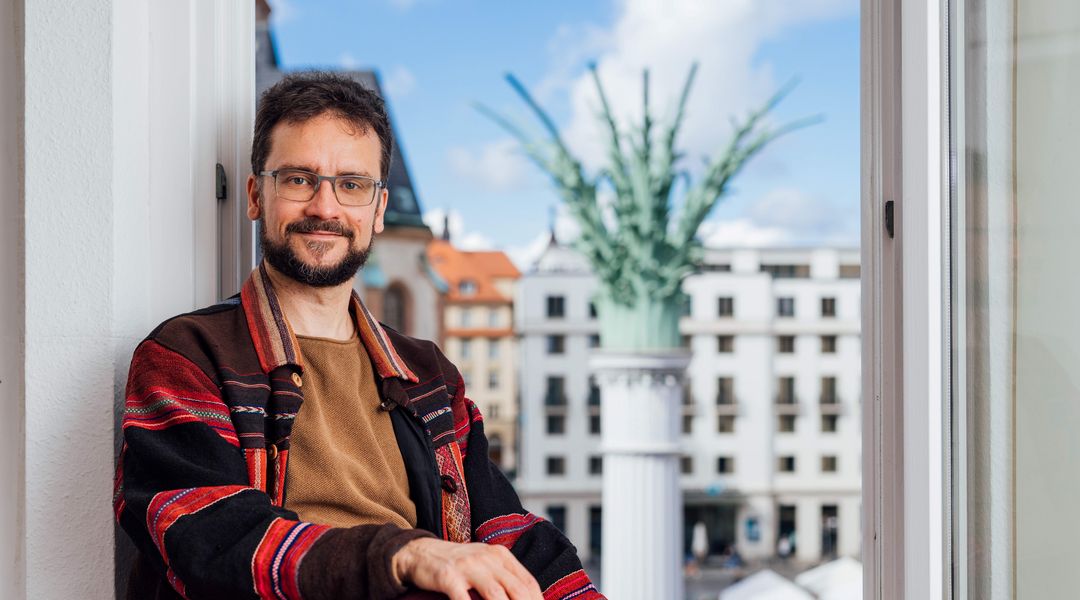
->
xmin=716 ymin=394 xmax=738 ymax=415
xmin=544 ymin=392 xmax=567 ymax=407
xmin=774 ymin=396 xmax=801 ymax=414
xmin=819 ymin=395 xmax=844 ymax=414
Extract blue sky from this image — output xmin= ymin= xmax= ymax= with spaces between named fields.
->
xmin=268 ymin=0 xmax=859 ymax=266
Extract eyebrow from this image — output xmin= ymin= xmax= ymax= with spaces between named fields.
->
xmin=274 ymin=164 xmax=377 ymax=178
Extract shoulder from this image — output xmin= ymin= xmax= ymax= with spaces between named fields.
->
xmin=379 ymin=325 xmax=460 ymax=384
xmin=137 ymin=296 xmax=254 ymax=380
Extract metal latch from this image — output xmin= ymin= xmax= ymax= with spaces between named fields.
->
xmin=216 ymin=163 xmax=227 ymax=201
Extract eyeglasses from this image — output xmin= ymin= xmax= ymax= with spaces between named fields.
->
xmin=259 ymin=168 xmax=386 ymax=207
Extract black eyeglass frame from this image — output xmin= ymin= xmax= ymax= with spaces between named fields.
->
xmin=258 ymin=168 xmax=387 ymax=207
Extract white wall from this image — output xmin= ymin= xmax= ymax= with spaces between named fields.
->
xmin=23 ymin=2 xmax=116 ymax=597
xmin=0 ymin=1 xmax=26 ymax=598
xmin=8 ymin=1 xmax=254 ymax=597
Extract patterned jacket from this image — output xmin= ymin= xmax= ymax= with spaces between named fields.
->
xmin=115 ymin=264 xmax=603 ymax=600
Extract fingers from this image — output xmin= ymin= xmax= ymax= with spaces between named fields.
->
xmin=491 ymin=546 xmax=542 ymax=600
xmin=403 ymin=539 xmax=543 ymax=600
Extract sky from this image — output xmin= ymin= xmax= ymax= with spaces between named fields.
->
xmin=267 ymin=0 xmax=860 ymax=268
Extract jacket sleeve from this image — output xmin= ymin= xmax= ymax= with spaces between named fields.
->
xmin=452 ymin=379 xmax=605 ymax=600
xmin=115 ymin=338 xmax=431 ymax=600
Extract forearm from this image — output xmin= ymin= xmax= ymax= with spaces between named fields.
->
xmin=298 ymin=523 xmax=435 ymax=600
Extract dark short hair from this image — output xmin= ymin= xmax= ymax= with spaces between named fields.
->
xmin=252 ymin=71 xmax=393 ymax=181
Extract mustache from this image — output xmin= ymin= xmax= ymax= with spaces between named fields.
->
xmin=285 ymin=219 xmax=354 ymax=239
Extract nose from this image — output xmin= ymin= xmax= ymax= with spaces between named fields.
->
xmin=304 ymin=177 xmax=342 ymax=220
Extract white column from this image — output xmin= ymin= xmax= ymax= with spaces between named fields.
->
xmin=592 ymin=351 xmax=690 ymax=600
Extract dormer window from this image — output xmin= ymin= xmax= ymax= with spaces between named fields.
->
xmin=459 ymin=279 xmax=477 ymax=296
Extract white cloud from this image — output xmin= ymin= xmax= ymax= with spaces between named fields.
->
xmin=422 ymin=208 xmax=496 ymax=250
xmin=383 ymin=65 xmax=417 ymax=98
xmin=699 ymin=187 xmax=859 ymax=248
xmin=446 ymin=139 xmax=530 ymax=193
xmin=504 ymin=204 xmax=582 ymax=271
xmin=533 ymin=0 xmax=856 ymax=173
xmin=338 ymin=52 xmax=359 ymax=70
xmin=697 ymin=218 xmax=792 ymax=248
xmin=266 ymin=0 xmax=298 ymax=25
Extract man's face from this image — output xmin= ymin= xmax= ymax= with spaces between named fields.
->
xmin=246 ymin=113 xmax=388 ymax=287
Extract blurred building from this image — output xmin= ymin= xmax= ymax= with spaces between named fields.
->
xmin=427 ymin=227 xmax=521 ymax=474
xmin=515 ymin=237 xmax=862 ymax=564
xmin=256 ymin=1 xmax=444 ymax=340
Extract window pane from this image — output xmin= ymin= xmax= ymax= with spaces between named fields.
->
xmin=954 ymin=0 xmax=1080 ymax=594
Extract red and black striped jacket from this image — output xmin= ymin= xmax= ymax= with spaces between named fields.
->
xmin=115 ymin=263 xmax=602 ymax=600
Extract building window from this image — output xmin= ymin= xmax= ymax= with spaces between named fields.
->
xmin=588 ymin=301 xmax=597 ymax=319
xmin=717 ymin=335 xmax=734 ymax=353
xmin=777 ymin=335 xmax=796 ymax=353
xmin=778 ymin=456 xmax=796 ymax=473
xmin=716 ymin=377 xmax=735 ymax=405
xmin=821 ymin=297 xmax=837 ymax=317
xmin=820 ymin=376 xmax=838 ymax=405
xmin=762 ymin=264 xmax=810 ymax=278
xmin=459 ymin=279 xmax=477 ymax=296
xmin=777 ymin=297 xmax=795 ymax=317
xmin=839 ymin=264 xmax=860 ymax=279
xmin=717 ymin=456 xmax=735 ymax=474
xmin=718 ymin=415 xmax=735 ymax=433
xmin=488 ymin=435 xmax=503 ymax=466
xmin=822 ymin=455 xmax=838 ymax=473
xmin=680 ymin=456 xmax=693 ymax=475
xmin=778 ymin=414 xmax=797 ymax=433
xmin=462 ymin=371 xmax=472 ymax=388
xmin=822 ymin=414 xmax=839 ymax=433
xmin=545 ymin=376 xmax=567 ymax=406
xmin=821 ymin=335 xmax=837 ymax=353
xmin=588 ymin=377 xmax=601 ymax=434
xmin=546 ymin=456 xmax=566 ymax=476
xmin=488 ymin=370 xmax=499 ymax=390
xmin=460 ymin=308 xmax=472 ymax=328
xmin=546 ymin=295 xmax=565 ymax=318
xmin=588 ymin=333 xmax=601 ymax=348
xmin=777 ymin=376 xmax=796 ymax=404
xmin=682 ymin=414 xmax=693 ymax=434
xmin=384 ymin=283 xmax=409 ymax=333
xmin=488 ymin=403 xmax=499 ymax=420
xmin=546 ymin=414 xmax=565 ymax=435
xmin=680 ymin=334 xmax=691 ymax=348
xmin=460 ymin=338 xmax=472 ymax=359
xmin=589 ymin=506 xmax=602 ymax=558
xmin=488 ymin=338 xmax=500 ymax=359
xmin=717 ymin=296 xmax=734 ymax=317
xmin=589 ymin=455 xmax=603 ymax=475
xmin=546 ymin=334 xmax=565 ymax=354
xmin=488 ymin=310 xmax=500 ymax=328
xmin=547 ymin=505 xmax=567 ymax=533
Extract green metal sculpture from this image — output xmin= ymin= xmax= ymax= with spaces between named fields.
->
xmin=478 ymin=64 xmax=817 ymax=351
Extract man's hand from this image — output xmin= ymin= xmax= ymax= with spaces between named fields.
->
xmin=392 ymin=537 xmax=544 ymax=600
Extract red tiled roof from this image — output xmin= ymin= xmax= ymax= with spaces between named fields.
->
xmin=427 ymin=240 xmax=520 ymax=302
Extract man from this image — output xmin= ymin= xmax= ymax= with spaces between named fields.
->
xmin=115 ymin=72 xmax=601 ymax=600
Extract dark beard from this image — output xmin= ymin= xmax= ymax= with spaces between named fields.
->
xmin=260 ymin=217 xmax=374 ymax=288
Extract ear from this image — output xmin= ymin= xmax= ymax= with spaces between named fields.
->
xmin=372 ymin=188 xmax=388 ymax=234
xmin=246 ymin=174 xmax=262 ymax=220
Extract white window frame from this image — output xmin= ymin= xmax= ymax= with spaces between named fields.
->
xmin=862 ymin=0 xmax=950 ymax=597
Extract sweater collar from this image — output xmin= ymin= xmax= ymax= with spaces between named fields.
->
xmin=240 ymin=262 xmax=418 ymax=383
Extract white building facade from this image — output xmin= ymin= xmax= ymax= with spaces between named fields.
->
xmin=516 ymin=242 xmax=861 ymax=564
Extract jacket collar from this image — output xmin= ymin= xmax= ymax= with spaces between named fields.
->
xmin=240 ymin=262 xmax=418 ymax=383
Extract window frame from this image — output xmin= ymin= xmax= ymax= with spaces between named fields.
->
xmin=863 ymin=0 xmax=950 ymax=595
